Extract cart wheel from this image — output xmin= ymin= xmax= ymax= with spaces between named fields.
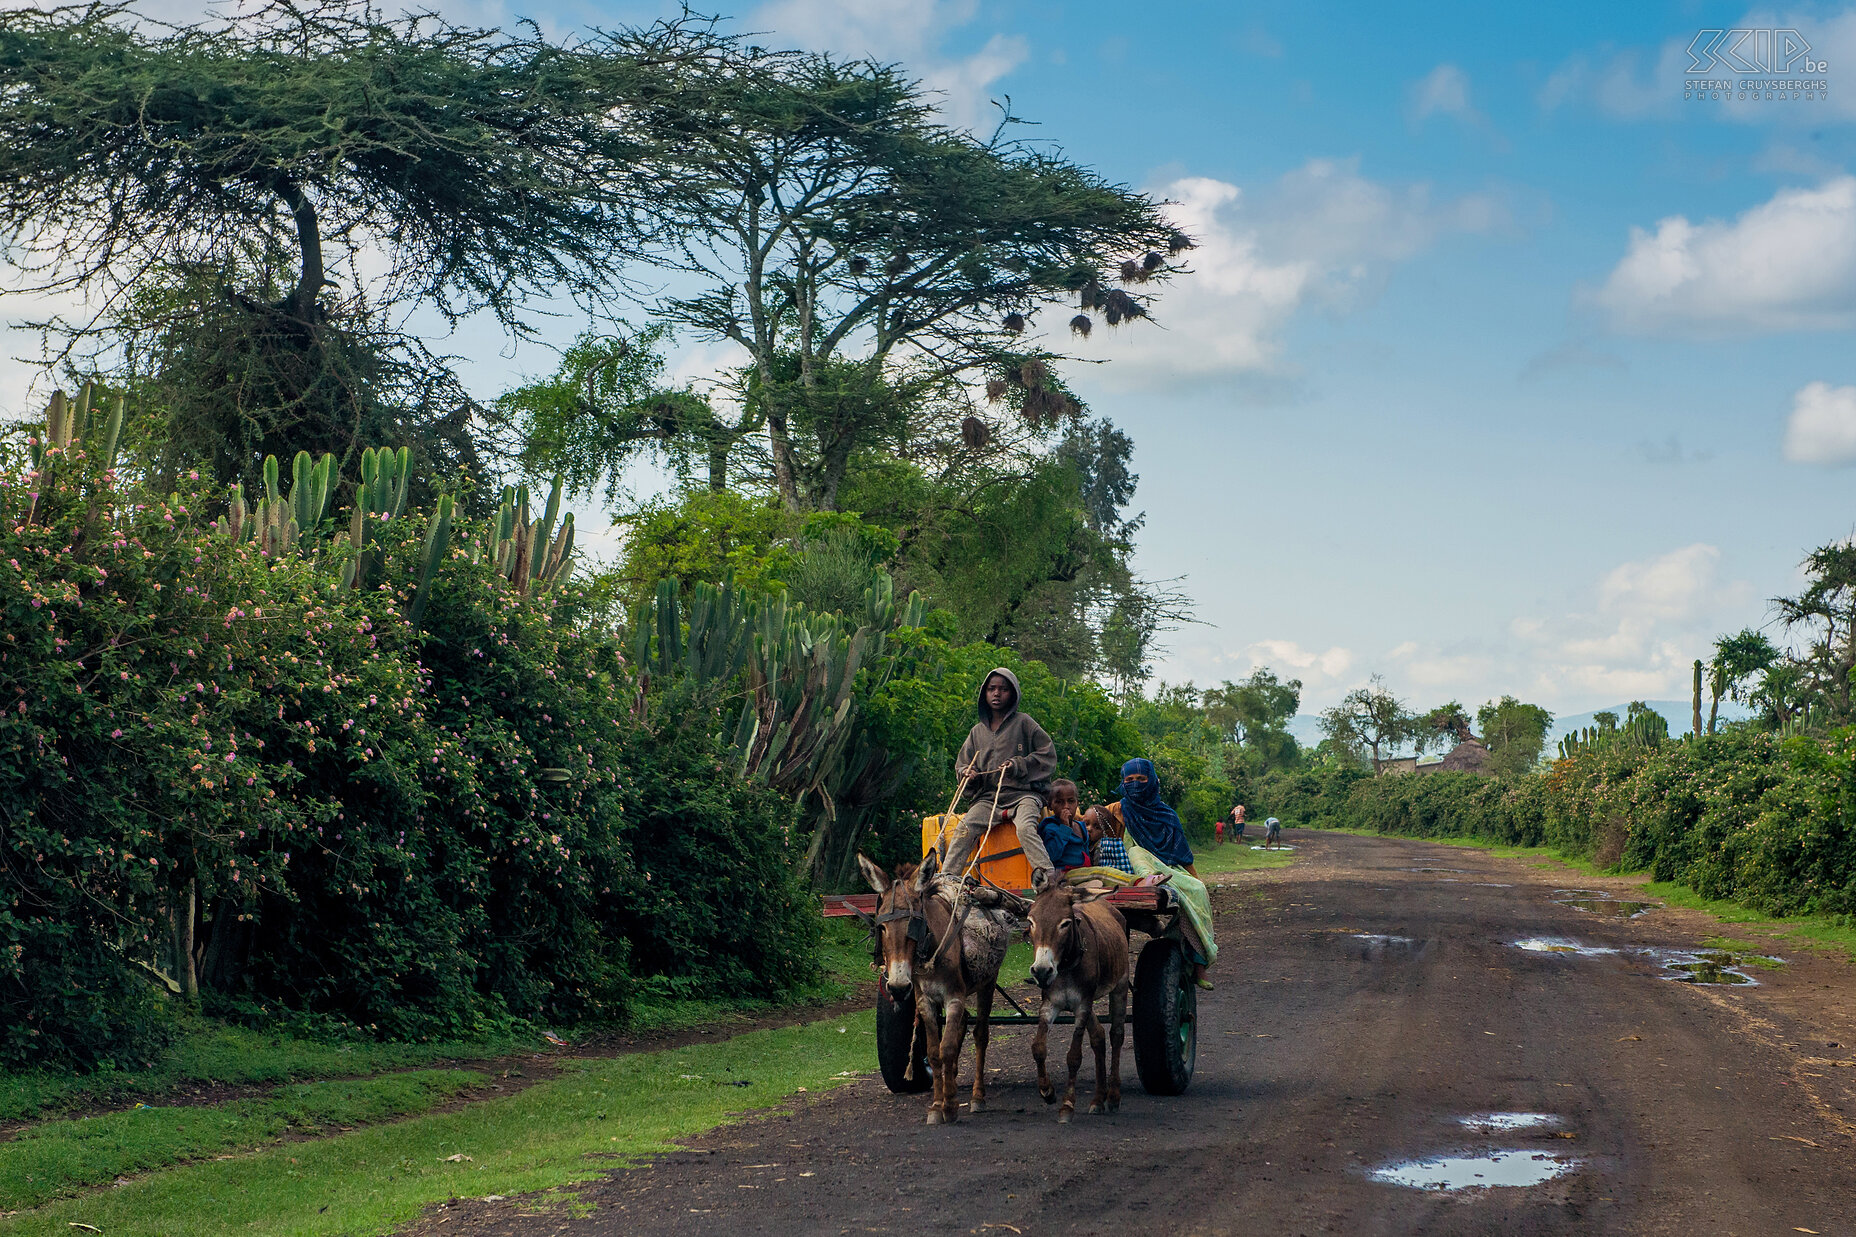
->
xmin=1131 ymin=938 xmax=1197 ymax=1096
xmin=876 ymin=982 xmax=931 ymax=1093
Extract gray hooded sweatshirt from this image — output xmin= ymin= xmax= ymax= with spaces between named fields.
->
xmin=954 ymin=666 xmax=1056 ymax=806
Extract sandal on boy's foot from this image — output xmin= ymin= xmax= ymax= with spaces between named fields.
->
xmin=1193 ymin=977 xmax=1215 ymax=992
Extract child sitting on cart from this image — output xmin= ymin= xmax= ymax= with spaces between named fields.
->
xmin=1038 ymin=779 xmax=1094 ymax=874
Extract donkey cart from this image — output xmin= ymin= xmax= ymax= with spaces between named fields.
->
xmin=820 ymin=813 xmax=1199 ymax=1099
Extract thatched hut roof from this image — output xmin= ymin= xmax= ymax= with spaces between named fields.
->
xmin=1428 ymin=737 xmax=1492 ymax=775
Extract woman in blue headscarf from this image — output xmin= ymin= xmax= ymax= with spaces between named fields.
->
xmin=1112 ymin=757 xmax=1197 ymax=873
xmin=1086 ymin=758 xmax=1216 ymax=989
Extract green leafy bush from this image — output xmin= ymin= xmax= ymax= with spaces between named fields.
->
xmin=0 ymin=424 xmax=821 ymax=1068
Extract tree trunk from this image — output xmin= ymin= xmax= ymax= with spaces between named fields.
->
xmin=274 ymin=177 xmax=325 ymax=321
xmin=707 ymin=439 xmax=729 ymax=491
xmin=174 ymin=879 xmax=198 ymax=1002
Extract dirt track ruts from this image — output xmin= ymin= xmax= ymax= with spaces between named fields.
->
xmin=405 ymin=830 xmax=1856 ymax=1236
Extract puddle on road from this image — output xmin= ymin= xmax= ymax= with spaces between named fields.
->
xmin=1556 ymin=896 xmax=1661 ymax=918
xmin=1460 ymin=1112 xmax=1562 ymax=1132
xmin=1473 ymin=882 xmax=1514 ymax=887
xmin=1406 ymin=867 xmax=1468 ymax=873
xmin=1660 ymin=949 xmax=1776 ymax=986
xmin=1369 ymin=1150 xmax=1580 ymax=1192
xmin=1352 ymin=933 xmax=1423 ymax=961
xmin=1512 ymin=937 xmax=1619 ymax=957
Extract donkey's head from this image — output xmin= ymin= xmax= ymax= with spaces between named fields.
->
xmin=858 ymin=853 xmax=935 ymax=1000
xmin=1026 ymin=880 xmax=1110 ymax=989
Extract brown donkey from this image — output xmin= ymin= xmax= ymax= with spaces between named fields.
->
xmin=858 ymin=854 xmax=1011 ymax=1124
xmin=1026 ymin=881 xmax=1130 ymax=1122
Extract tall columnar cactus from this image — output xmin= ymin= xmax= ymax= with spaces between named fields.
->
xmin=631 ymin=567 xmax=926 ymax=885
xmin=341 ymin=446 xmax=411 ymax=592
xmin=29 ymin=384 xmax=125 ymax=482
xmin=213 ymin=450 xmax=335 ymax=557
xmin=406 ymin=494 xmax=455 ymax=628
xmin=1691 ymin=659 xmax=1703 ymax=738
xmin=488 ymin=477 xmax=575 ymax=594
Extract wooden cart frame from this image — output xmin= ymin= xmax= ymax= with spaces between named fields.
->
xmin=821 ymin=884 xmax=1198 ymax=1097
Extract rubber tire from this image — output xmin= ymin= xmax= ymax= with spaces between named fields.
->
xmin=1131 ymin=938 xmax=1197 ymax=1096
xmin=876 ymin=983 xmax=932 ymax=1093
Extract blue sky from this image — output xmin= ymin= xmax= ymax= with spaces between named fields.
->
xmin=9 ymin=0 xmax=1856 ymax=717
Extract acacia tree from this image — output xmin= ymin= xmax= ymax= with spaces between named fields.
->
xmin=1707 ymin=628 xmax=1778 ymax=734
xmin=1415 ymin=700 xmax=1472 ymax=753
xmin=1320 ymin=676 xmax=1416 ymax=773
xmin=1775 ymin=542 xmax=1856 ymax=723
xmin=0 ymin=3 xmax=711 ymax=486
xmin=625 ymin=48 xmax=1185 ymax=510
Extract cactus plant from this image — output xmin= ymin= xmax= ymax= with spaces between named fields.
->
xmin=341 ymin=446 xmax=411 ymax=591
xmin=405 ymin=494 xmax=455 ymax=628
xmin=487 ymin=477 xmax=575 ymax=594
xmin=631 ymin=568 xmax=926 ymax=884
xmin=213 ymin=449 xmax=335 ymax=558
xmin=29 ymin=384 xmax=126 ymax=480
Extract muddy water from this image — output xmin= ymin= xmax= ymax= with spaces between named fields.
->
xmin=1557 ymin=896 xmax=1661 ymax=917
xmin=1368 ymin=1149 xmax=1581 ymax=1191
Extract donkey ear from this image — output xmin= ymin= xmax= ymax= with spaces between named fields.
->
xmin=1072 ymin=880 xmax=1114 ymax=903
xmin=857 ymin=854 xmax=890 ymax=894
xmin=913 ymin=849 xmax=939 ymax=891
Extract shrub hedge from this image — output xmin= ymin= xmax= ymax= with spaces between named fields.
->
xmin=0 ymin=434 xmax=816 ymax=1069
xmin=1265 ymin=729 xmax=1856 ymax=921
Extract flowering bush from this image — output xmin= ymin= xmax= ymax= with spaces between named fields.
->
xmin=0 ymin=430 xmax=816 ymax=1068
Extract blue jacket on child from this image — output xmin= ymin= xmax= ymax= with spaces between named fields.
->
xmin=1039 ymin=816 xmax=1091 ymax=870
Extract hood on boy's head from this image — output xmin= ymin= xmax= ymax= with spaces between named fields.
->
xmin=976 ymin=665 xmax=1021 ymax=720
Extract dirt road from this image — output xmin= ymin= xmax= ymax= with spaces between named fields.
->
xmin=416 ymin=831 xmax=1856 ymax=1236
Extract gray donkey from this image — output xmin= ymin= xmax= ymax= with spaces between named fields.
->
xmin=858 ymin=853 xmax=1013 ymax=1124
xmin=1026 ymin=880 xmax=1130 ymax=1122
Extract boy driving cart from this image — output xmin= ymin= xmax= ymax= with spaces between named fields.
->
xmin=941 ymin=667 xmax=1059 ymax=889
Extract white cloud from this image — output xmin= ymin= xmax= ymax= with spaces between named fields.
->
xmin=1244 ymin=638 xmax=1354 ymax=682
xmin=1516 ymin=543 xmax=1744 ymax=701
xmin=1087 ymin=159 xmax=1504 ymax=383
xmin=749 ymin=0 xmax=1025 ymax=129
xmin=1783 ymin=380 xmax=1856 ymax=464
xmin=1409 ymin=64 xmax=1471 ymax=122
xmin=1592 ymin=177 xmax=1856 ymax=335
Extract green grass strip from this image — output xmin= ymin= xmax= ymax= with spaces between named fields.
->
xmin=1642 ymin=882 xmax=1856 ymax=961
xmin=0 ymin=1025 xmax=541 ymax=1124
xmin=0 ymin=1015 xmax=880 ymax=1237
xmin=1 ymin=1070 xmax=483 ymax=1211
xmin=1194 ymin=842 xmax=1296 ymax=874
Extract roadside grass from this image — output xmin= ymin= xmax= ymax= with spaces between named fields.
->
xmin=1 ymin=1015 xmax=880 ymax=1237
xmin=1195 ymin=842 xmax=1296 ymax=875
xmin=1698 ymin=936 xmax=1787 ymax=967
xmin=1643 ymin=882 xmax=1856 ymax=962
xmin=0 ymin=1024 xmax=542 ymax=1125
xmin=1 ymin=1069 xmax=483 ymax=1212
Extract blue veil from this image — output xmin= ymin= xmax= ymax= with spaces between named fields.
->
xmin=1118 ymin=757 xmax=1194 ymax=868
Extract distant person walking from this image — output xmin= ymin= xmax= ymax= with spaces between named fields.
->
xmin=1231 ymin=804 xmax=1247 ymax=842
